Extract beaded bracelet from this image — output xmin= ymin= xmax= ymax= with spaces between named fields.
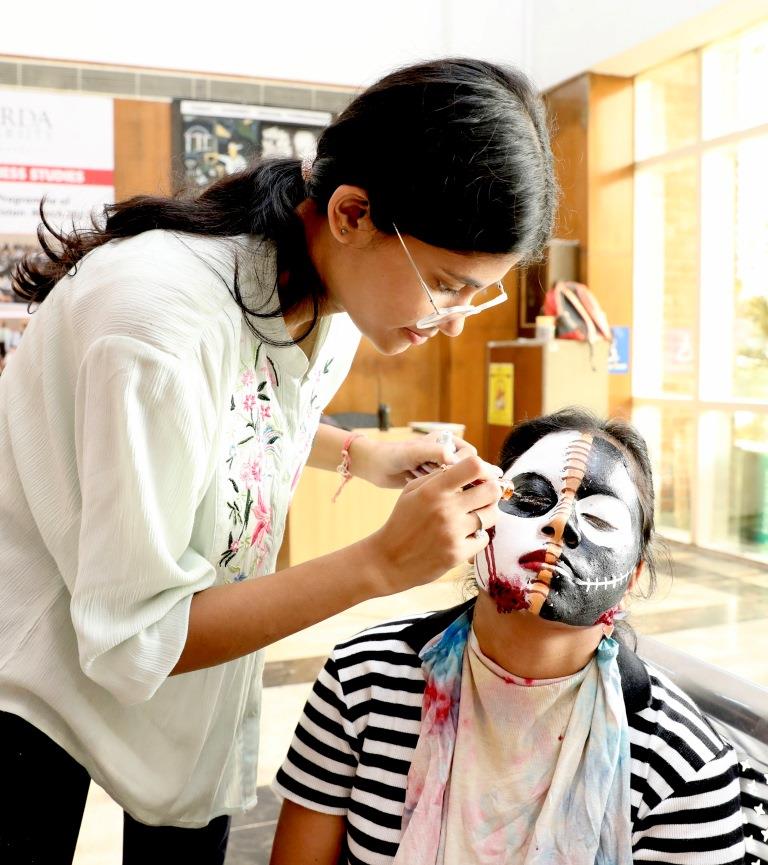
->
xmin=332 ymin=433 xmax=366 ymax=503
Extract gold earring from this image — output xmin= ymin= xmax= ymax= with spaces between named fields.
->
xmin=340 ymin=228 xmax=348 ymax=235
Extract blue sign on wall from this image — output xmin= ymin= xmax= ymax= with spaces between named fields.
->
xmin=609 ymin=326 xmax=630 ymax=375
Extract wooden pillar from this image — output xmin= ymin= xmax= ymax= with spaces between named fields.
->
xmin=113 ymin=100 xmax=173 ymax=200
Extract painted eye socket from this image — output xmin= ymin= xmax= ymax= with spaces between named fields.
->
xmin=576 ymin=494 xmax=634 ymax=546
xmin=499 ymin=472 xmax=557 ymax=518
xmin=582 ymin=513 xmax=616 ymax=531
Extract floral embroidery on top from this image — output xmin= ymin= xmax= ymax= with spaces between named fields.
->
xmin=219 ymin=344 xmax=283 ymax=581
xmin=218 ymin=337 xmax=338 ymax=583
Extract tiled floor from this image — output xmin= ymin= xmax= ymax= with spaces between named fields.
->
xmin=72 ymin=542 xmax=768 ymax=864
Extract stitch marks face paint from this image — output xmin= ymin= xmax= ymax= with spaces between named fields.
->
xmin=475 ymin=430 xmax=641 ymax=626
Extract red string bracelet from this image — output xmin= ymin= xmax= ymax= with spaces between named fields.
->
xmin=332 ymin=433 xmax=366 ymax=503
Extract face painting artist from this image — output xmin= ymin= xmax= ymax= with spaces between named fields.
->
xmin=0 ymin=60 xmax=556 ymax=863
xmin=271 ymin=409 xmax=745 ymax=865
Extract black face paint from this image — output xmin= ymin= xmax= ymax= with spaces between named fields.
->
xmin=475 ymin=431 xmax=642 ymax=626
xmin=538 ymin=437 xmax=642 ymax=626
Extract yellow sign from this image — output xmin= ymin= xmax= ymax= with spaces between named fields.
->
xmin=487 ymin=362 xmax=514 ymax=426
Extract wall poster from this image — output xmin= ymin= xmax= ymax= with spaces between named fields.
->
xmin=0 ymin=88 xmax=114 ymax=305
xmin=174 ymin=99 xmax=332 ymax=188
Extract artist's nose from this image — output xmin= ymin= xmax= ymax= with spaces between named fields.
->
xmin=438 ymin=315 xmax=466 ymax=338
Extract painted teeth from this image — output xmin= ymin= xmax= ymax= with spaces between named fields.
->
xmin=570 ymin=569 xmax=632 ymax=591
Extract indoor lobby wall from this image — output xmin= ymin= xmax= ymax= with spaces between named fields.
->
xmin=546 ymin=72 xmax=635 ymax=418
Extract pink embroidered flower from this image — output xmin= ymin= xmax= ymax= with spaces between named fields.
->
xmin=260 ymin=403 xmax=271 ymax=420
xmin=243 ymin=393 xmax=256 ymax=412
xmin=241 ymin=369 xmax=255 ymax=387
xmin=229 ymin=539 xmax=240 ymax=553
xmin=250 ymin=487 xmax=271 ymax=552
xmin=240 ymin=458 xmax=261 ymax=489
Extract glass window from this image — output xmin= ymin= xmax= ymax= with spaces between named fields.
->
xmin=698 ymin=410 xmax=768 ymax=556
xmin=702 ymin=21 xmax=768 ymax=140
xmin=701 ymin=134 xmax=768 ymax=401
xmin=635 ymin=52 xmax=699 ymax=160
xmin=633 ymin=404 xmax=695 ymax=540
xmin=634 ymin=157 xmax=698 ymax=397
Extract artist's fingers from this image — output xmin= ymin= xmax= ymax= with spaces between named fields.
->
xmin=432 ymin=455 xmax=503 ymax=495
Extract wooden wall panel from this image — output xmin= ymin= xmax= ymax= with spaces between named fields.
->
xmin=587 ymin=75 xmax=634 ymax=418
xmin=113 ymin=100 xmax=173 ymax=200
xmin=547 ymin=73 xmax=634 ymax=419
xmin=546 ymin=76 xmax=589 ymax=279
xmin=443 ymin=270 xmax=519 ymax=458
xmin=325 ymin=335 xmax=445 ymax=428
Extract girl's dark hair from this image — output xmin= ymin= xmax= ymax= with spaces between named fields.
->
xmin=497 ymin=408 xmax=665 ymax=646
xmin=14 ymin=58 xmax=556 ymax=345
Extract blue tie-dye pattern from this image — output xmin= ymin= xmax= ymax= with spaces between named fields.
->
xmin=395 ymin=616 xmax=633 ymax=865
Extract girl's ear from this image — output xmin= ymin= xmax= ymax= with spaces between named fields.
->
xmin=628 ymin=560 xmax=643 ymax=594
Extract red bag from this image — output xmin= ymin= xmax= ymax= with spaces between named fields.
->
xmin=542 ymin=281 xmax=612 ymax=343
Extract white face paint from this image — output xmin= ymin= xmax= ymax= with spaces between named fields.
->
xmin=475 ymin=430 xmax=641 ymax=626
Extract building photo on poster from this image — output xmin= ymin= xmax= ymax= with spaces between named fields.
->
xmin=174 ymin=99 xmax=332 ymax=188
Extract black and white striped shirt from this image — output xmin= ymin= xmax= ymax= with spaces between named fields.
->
xmin=274 ymin=601 xmax=745 ymax=865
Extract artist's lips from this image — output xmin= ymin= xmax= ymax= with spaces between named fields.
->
xmin=403 ymin=327 xmax=430 ymax=346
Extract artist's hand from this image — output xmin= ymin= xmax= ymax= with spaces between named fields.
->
xmin=364 ymin=455 xmax=503 ymax=594
xmin=352 ymin=431 xmax=476 ymax=489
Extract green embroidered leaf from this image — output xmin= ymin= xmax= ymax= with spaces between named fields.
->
xmin=267 ymin=435 xmax=280 ymax=445
xmin=254 ymin=344 xmax=262 ymax=370
xmin=230 ymin=395 xmax=235 ymax=411
xmin=238 ymin=436 xmax=255 ymax=446
xmin=229 ymin=478 xmax=240 ymax=493
xmin=267 ymin=356 xmax=279 ymax=387
xmin=323 ymin=358 xmax=334 ymax=374
xmin=242 ymin=489 xmax=252 ymax=529
xmin=257 ymin=393 xmax=270 ymax=401
xmin=257 ymin=381 xmax=267 ymax=393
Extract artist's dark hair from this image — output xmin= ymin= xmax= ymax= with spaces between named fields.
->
xmin=497 ymin=408 xmax=665 ymax=645
xmin=14 ymin=58 xmax=556 ymax=345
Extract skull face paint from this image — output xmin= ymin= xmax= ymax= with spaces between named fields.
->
xmin=475 ymin=430 xmax=641 ymax=626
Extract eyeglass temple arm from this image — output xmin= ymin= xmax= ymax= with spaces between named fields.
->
xmin=392 ymin=224 xmax=441 ymax=315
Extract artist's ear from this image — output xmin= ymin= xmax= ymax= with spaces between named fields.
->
xmin=327 ymin=185 xmax=375 ymax=246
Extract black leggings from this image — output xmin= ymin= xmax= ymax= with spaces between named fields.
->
xmin=0 ymin=711 xmax=230 ymax=865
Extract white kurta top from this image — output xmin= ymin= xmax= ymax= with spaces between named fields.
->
xmin=0 ymin=230 xmax=360 ymax=826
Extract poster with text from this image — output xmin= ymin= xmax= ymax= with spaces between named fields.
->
xmin=0 ymin=88 xmax=114 ymax=238
xmin=175 ymin=99 xmax=331 ymax=188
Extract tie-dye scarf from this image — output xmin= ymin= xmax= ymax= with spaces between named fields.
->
xmin=393 ymin=611 xmax=633 ymax=865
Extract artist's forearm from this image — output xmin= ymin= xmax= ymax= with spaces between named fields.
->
xmin=307 ymin=421 xmax=375 ymax=475
xmin=171 ymin=538 xmax=384 ymax=675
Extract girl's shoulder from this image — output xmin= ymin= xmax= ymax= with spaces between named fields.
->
xmin=629 ymin=658 xmax=737 ymax=780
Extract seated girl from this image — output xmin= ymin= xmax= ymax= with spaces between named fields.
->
xmin=270 ymin=408 xmax=745 ymax=865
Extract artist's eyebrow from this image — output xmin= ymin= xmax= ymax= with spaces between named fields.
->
xmin=442 ymin=270 xmax=484 ymax=289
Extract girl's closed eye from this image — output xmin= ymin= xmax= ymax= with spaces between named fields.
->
xmin=582 ymin=513 xmax=616 ymax=532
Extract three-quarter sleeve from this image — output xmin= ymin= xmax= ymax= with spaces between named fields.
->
xmin=69 ymin=334 xmax=221 ymax=705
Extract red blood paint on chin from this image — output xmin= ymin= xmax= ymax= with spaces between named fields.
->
xmin=488 ymin=575 xmax=530 ymax=614
xmin=596 ymin=607 xmax=618 ymax=627
xmin=483 ymin=527 xmax=530 ymax=613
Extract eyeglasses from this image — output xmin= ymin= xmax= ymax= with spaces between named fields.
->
xmin=393 ymin=224 xmax=507 ymax=330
